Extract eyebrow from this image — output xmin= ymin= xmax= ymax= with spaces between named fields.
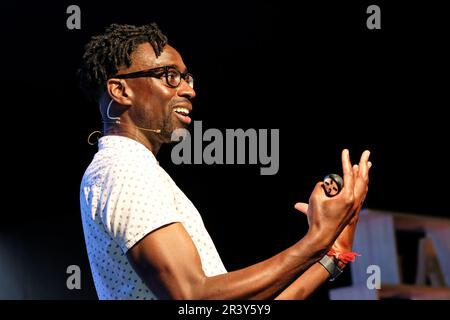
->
xmin=152 ymin=64 xmax=189 ymax=73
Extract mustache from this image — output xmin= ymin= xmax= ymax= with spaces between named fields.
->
xmin=170 ymin=99 xmax=192 ymax=107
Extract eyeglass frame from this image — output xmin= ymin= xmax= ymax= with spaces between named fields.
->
xmin=109 ymin=65 xmax=194 ymax=89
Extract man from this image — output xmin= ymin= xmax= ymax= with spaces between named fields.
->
xmin=78 ymin=23 xmax=371 ymax=300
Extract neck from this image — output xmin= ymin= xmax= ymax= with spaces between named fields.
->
xmin=103 ymin=123 xmax=161 ymax=155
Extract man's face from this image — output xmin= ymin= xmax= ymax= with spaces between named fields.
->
xmin=119 ymin=43 xmax=196 ymax=142
xmin=323 ymin=177 xmax=340 ymax=197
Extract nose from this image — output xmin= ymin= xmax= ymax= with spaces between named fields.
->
xmin=177 ymin=79 xmax=196 ymax=100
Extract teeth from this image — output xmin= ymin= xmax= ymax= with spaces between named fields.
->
xmin=174 ymin=107 xmax=190 ymax=115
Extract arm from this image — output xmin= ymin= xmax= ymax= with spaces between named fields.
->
xmin=128 ymin=222 xmax=329 ymax=300
xmin=274 ymin=262 xmax=334 ymax=300
xmin=275 ymin=151 xmax=372 ymax=300
xmin=275 ymin=253 xmax=351 ymax=299
xmin=127 ymin=149 xmax=369 ymax=300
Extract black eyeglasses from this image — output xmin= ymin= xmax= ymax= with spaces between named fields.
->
xmin=111 ymin=66 xmax=194 ymax=89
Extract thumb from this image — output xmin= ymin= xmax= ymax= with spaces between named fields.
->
xmin=294 ymin=202 xmax=309 ymax=215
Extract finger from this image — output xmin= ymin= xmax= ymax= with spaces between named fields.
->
xmin=353 ymin=164 xmax=359 ymax=177
xmin=358 ymin=150 xmax=371 ymax=179
xmin=311 ymin=181 xmax=327 ymax=201
xmin=294 ymin=202 xmax=309 ymax=215
xmin=341 ymin=149 xmax=354 ymax=195
xmin=367 ymin=161 xmax=372 ymax=179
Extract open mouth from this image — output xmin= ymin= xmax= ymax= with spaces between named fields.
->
xmin=173 ymin=106 xmax=192 ymax=124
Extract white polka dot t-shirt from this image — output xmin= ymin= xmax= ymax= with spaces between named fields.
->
xmin=80 ymin=135 xmax=227 ymax=299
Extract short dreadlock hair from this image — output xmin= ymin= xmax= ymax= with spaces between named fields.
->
xmin=78 ymin=23 xmax=168 ymax=102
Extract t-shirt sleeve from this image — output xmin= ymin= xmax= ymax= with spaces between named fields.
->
xmin=99 ymin=156 xmax=180 ymax=253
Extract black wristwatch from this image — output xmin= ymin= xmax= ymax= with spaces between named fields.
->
xmin=319 ymin=255 xmax=343 ymax=281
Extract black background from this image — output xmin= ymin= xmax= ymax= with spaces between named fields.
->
xmin=1 ymin=0 xmax=448 ymax=299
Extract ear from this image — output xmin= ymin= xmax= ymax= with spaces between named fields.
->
xmin=106 ymin=79 xmax=133 ymax=106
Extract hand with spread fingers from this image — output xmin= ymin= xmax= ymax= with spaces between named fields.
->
xmin=294 ymin=149 xmax=372 ymax=254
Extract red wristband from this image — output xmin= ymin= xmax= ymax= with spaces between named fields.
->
xmin=327 ymin=249 xmax=360 ymax=263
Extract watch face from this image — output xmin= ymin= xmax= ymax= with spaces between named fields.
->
xmin=319 ymin=255 xmax=343 ymax=282
xmin=323 ymin=174 xmax=343 ymax=197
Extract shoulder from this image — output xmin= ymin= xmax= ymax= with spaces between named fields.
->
xmin=103 ymin=148 xmax=167 ymax=190
xmin=82 ymin=144 xmax=161 ymax=189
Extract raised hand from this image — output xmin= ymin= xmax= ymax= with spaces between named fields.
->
xmin=331 ymin=150 xmax=371 ymax=252
xmin=295 ymin=150 xmax=372 ymax=251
